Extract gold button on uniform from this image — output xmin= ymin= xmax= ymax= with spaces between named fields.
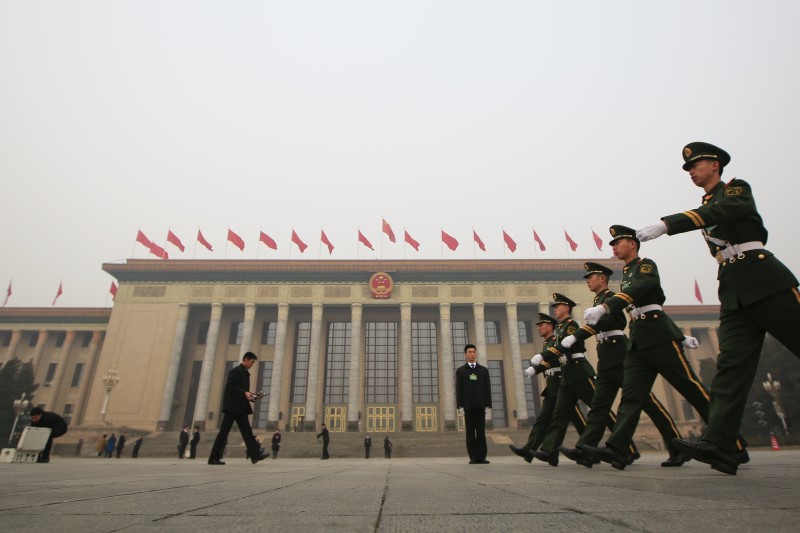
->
xmin=759 ymin=254 xmax=765 ymax=259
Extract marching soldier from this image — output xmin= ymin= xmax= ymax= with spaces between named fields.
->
xmin=580 ymin=226 xmax=746 ymax=472
xmin=636 ymin=142 xmax=800 ymax=474
xmin=508 ymin=313 xmax=587 ymax=462
xmin=559 ymin=262 xmax=688 ymax=468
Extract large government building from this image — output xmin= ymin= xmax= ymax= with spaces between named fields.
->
xmin=0 ymin=259 xmax=722 ymax=443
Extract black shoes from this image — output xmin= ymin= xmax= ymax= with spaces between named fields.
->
xmin=251 ymin=452 xmax=270 ymax=464
xmin=579 ymin=445 xmax=628 ymax=470
xmin=672 ymin=439 xmax=738 ymax=475
xmin=532 ymin=449 xmax=558 ymax=467
xmin=661 ymin=452 xmax=690 ymax=467
xmin=737 ymin=449 xmax=750 ymax=464
xmin=208 ymin=459 xmax=226 ymax=465
xmin=469 ymin=458 xmax=490 ymax=464
xmin=559 ymin=446 xmax=596 ymax=468
xmin=509 ymin=445 xmax=535 ymax=463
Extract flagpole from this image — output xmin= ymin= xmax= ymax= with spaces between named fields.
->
xmin=131 ymin=229 xmax=138 ymax=259
xmin=472 ymin=227 xmax=476 ymax=259
xmin=224 ymin=229 xmax=229 ymax=259
xmin=256 ymin=228 xmax=261 ymax=260
xmin=403 ymin=227 xmax=407 ymax=259
xmin=563 ymin=227 xmax=569 ymax=258
xmin=318 ymin=227 xmax=322 ymax=260
xmin=502 ymin=227 xmax=507 ymax=260
xmin=532 ymin=227 xmax=538 ymax=259
xmin=380 ymin=218 xmax=384 ymax=260
xmin=356 ymin=228 xmax=360 ymax=261
xmin=193 ymin=227 xmax=198 ymax=259
xmin=288 ymin=230 xmax=292 ymax=260
xmin=440 ymin=227 xmax=444 ymax=259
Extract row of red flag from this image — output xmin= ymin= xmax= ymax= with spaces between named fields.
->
xmin=134 ymin=222 xmax=611 ymax=259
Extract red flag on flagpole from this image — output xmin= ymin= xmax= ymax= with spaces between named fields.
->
xmin=565 ymin=230 xmax=578 ymax=251
xmin=533 ymin=229 xmax=546 ymax=251
xmin=136 ymin=230 xmax=154 ymax=250
xmin=358 ymin=230 xmax=374 ymax=251
xmin=167 ymin=230 xmax=185 ymax=252
xmin=197 ymin=230 xmax=214 ymax=251
xmin=473 ymin=230 xmax=486 ymax=252
xmin=592 ymin=230 xmax=603 ymax=251
xmin=441 ymin=230 xmax=459 ymax=251
xmin=503 ymin=230 xmax=517 ymax=252
xmin=382 ymin=218 xmax=396 ymax=243
xmin=694 ymin=279 xmax=704 ymax=304
xmin=2 ymin=280 xmax=10 ymax=307
xmin=291 ymin=230 xmax=308 ymax=252
xmin=52 ymin=281 xmax=63 ymax=306
xmin=110 ymin=281 xmax=118 ymax=300
xmin=404 ymin=230 xmax=420 ymax=251
xmin=259 ymin=230 xmax=278 ymax=250
xmin=148 ymin=242 xmax=168 ymax=259
xmin=321 ymin=229 xmax=334 ymax=254
xmin=227 ymin=229 xmax=245 ymax=251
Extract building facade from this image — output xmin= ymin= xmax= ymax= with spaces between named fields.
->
xmin=0 ymin=259 xmax=723 ymax=444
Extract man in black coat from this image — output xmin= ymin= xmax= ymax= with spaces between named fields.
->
xmin=115 ymin=433 xmax=126 ymax=458
xmin=317 ymin=423 xmax=330 ymax=459
xmin=29 ymin=407 xmax=68 ymax=463
xmin=190 ymin=426 xmax=200 ymax=459
xmin=455 ymin=343 xmax=492 ymax=464
xmin=208 ymin=352 xmax=269 ymax=465
xmin=178 ymin=426 xmax=189 ymax=458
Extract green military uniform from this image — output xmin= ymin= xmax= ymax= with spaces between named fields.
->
xmin=582 ymin=226 xmax=720 ymax=470
xmin=662 ymin=142 xmax=800 ymax=458
xmin=515 ymin=313 xmax=587 ymax=456
xmin=565 ymin=263 xmax=683 ymax=464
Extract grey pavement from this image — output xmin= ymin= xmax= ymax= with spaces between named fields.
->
xmin=1 ymin=450 xmax=799 ymax=532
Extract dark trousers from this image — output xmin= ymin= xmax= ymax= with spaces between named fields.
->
xmin=177 ymin=443 xmax=187 ymax=458
xmin=321 ymin=441 xmax=329 ymax=459
xmin=209 ymin=412 xmax=260 ymax=461
xmin=463 ymin=408 xmax=487 ymax=461
xmin=271 ymin=445 xmax=279 ymax=459
xmin=576 ymin=365 xmax=681 ymax=455
xmin=189 ymin=443 xmax=197 ymax=459
xmin=116 ymin=446 xmax=124 ymax=458
xmin=385 ymin=449 xmax=392 ymax=458
xmin=704 ymin=288 xmax=800 ymax=452
xmin=365 ymin=448 xmax=370 ymax=459
xmin=523 ymin=385 xmax=586 ymax=452
xmin=132 ymin=444 xmax=141 ymax=458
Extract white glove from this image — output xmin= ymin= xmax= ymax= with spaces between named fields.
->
xmin=531 ymin=354 xmax=543 ymax=366
xmin=558 ymin=355 xmax=567 ymax=365
xmin=524 ymin=366 xmax=536 ymax=379
xmin=584 ymin=305 xmax=607 ymax=325
xmin=636 ymin=221 xmax=668 ymax=242
xmin=682 ymin=336 xmax=700 ymax=349
xmin=458 ymin=407 xmax=464 ymax=416
xmin=561 ymin=335 xmax=577 ymax=349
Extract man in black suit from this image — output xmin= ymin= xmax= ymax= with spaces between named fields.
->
xmin=178 ymin=426 xmax=189 ymax=458
xmin=317 ymin=423 xmax=330 ymax=459
xmin=208 ymin=352 xmax=269 ymax=465
xmin=455 ymin=344 xmax=492 ymax=464
xmin=190 ymin=426 xmax=200 ymax=459
xmin=29 ymin=407 xmax=68 ymax=463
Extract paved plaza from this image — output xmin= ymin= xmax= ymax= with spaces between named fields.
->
xmin=1 ymin=450 xmax=799 ymax=532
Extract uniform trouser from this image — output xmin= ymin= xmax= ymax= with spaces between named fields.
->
xmin=541 ymin=377 xmax=619 ymax=455
xmin=464 ymin=408 xmax=488 ymax=460
xmin=523 ymin=391 xmax=586 ymax=451
xmin=322 ymin=441 xmax=330 ymax=459
xmin=365 ymin=447 xmax=370 ymax=459
xmin=576 ymin=364 xmax=682 ymax=455
xmin=704 ymin=288 xmax=800 ymax=453
xmin=190 ymin=443 xmax=197 ymax=459
xmin=209 ymin=411 xmax=260 ymax=461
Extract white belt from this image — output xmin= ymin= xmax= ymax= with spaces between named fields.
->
xmin=713 ymin=241 xmax=764 ymax=264
xmin=568 ymin=352 xmax=585 ymax=360
xmin=544 ymin=368 xmax=561 ymax=377
xmin=627 ymin=304 xmax=662 ymax=320
xmin=595 ymin=330 xmax=625 ymax=342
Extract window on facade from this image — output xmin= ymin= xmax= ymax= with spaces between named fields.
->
xmin=81 ymin=332 xmax=92 ymax=347
xmin=487 ymin=360 xmax=508 ymax=427
xmin=412 ymin=322 xmax=439 ymax=404
xmin=197 ymin=322 xmax=209 ymax=345
xmin=62 ymin=404 xmax=74 ymax=425
xmin=29 ymin=331 xmax=39 ymax=347
xmin=70 ymin=363 xmax=85 ymax=388
xmin=324 ymin=322 xmax=351 ymax=404
xmin=261 ymin=322 xmax=276 ymax=345
xmin=290 ymin=322 xmax=312 ymax=404
xmin=229 ymin=321 xmax=244 ymax=345
xmin=485 ymin=321 xmax=501 ymax=344
xmin=54 ymin=332 xmax=66 ymax=348
xmin=518 ymin=321 xmax=533 ymax=344
xmin=364 ymin=322 xmax=397 ymax=404
xmin=44 ymin=363 xmax=57 ymax=386
xmin=253 ymin=361 xmax=273 ymax=429
xmin=1 ymin=331 xmax=11 ymax=347
xmin=451 ymin=321 xmax=469 ymax=367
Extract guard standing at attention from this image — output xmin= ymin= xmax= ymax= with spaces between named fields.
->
xmin=636 ymin=142 xmax=800 ymax=474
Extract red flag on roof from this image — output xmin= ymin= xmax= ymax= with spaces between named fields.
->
xmin=2 ymin=280 xmax=11 ymax=307
xmin=503 ymin=230 xmax=517 ymax=252
xmin=291 ymin=230 xmax=308 ymax=253
xmin=227 ymin=229 xmax=245 ymax=251
xmin=694 ymin=279 xmax=704 ymax=304
xmin=565 ymin=230 xmax=578 ymax=251
xmin=167 ymin=230 xmax=185 ymax=252
xmin=149 ymin=242 xmax=169 ymax=259
xmin=52 ymin=281 xmax=63 ymax=306
xmin=136 ymin=230 xmax=153 ymax=250
xmin=404 ymin=230 xmax=420 ymax=251
xmin=592 ymin=230 xmax=603 ymax=251
xmin=358 ymin=230 xmax=374 ymax=251
xmin=533 ymin=229 xmax=546 ymax=251
xmin=259 ymin=230 xmax=277 ymax=250
xmin=110 ymin=281 xmax=118 ymax=300
xmin=197 ymin=230 xmax=214 ymax=251
xmin=441 ymin=230 xmax=459 ymax=251
xmin=321 ymin=229 xmax=334 ymax=255
xmin=382 ymin=218 xmax=396 ymax=243
xmin=473 ymin=230 xmax=486 ymax=252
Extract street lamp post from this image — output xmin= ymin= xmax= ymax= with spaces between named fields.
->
xmin=100 ymin=365 xmax=120 ymax=423
xmin=762 ymin=372 xmax=788 ymax=435
xmin=9 ymin=392 xmax=30 ymax=445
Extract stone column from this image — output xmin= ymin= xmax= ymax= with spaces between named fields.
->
xmin=303 ymin=303 xmax=324 ymax=429
xmin=267 ymin=303 xmax=290 ymax=429
xmin=49 ymin=330 xmax=76 ymax=409
xmin=506 ymin=302 xmax=529 ymax=425
xmin=439 ymin=303 xmax=456 ymax=428
xmin=158 ymin=303 xmax=189 ymax=430
xmin=76 ymin=331 xmax=103 ymax=426
xmin=3 ymin=330 xmax=22 ymax=361
xmin=239 ymin=303 xmax=257 ymax=357
xmin=347 ymin=303 xmax=363 ymax=431
xmin=399 ymin=302 xmax=413 ymax=430
xmin=193 ymin=303 xmax=222 ymax=431
xmin=706 ymin=327 xmax=720 ymax=356
xmin=472 ymin=303 xmax=488 ymax=366
xmin=31 ymin=330 xmax=50 ymax=373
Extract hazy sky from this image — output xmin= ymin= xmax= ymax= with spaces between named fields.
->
xmin=2 ymin=1 xmax=799 ymax=308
